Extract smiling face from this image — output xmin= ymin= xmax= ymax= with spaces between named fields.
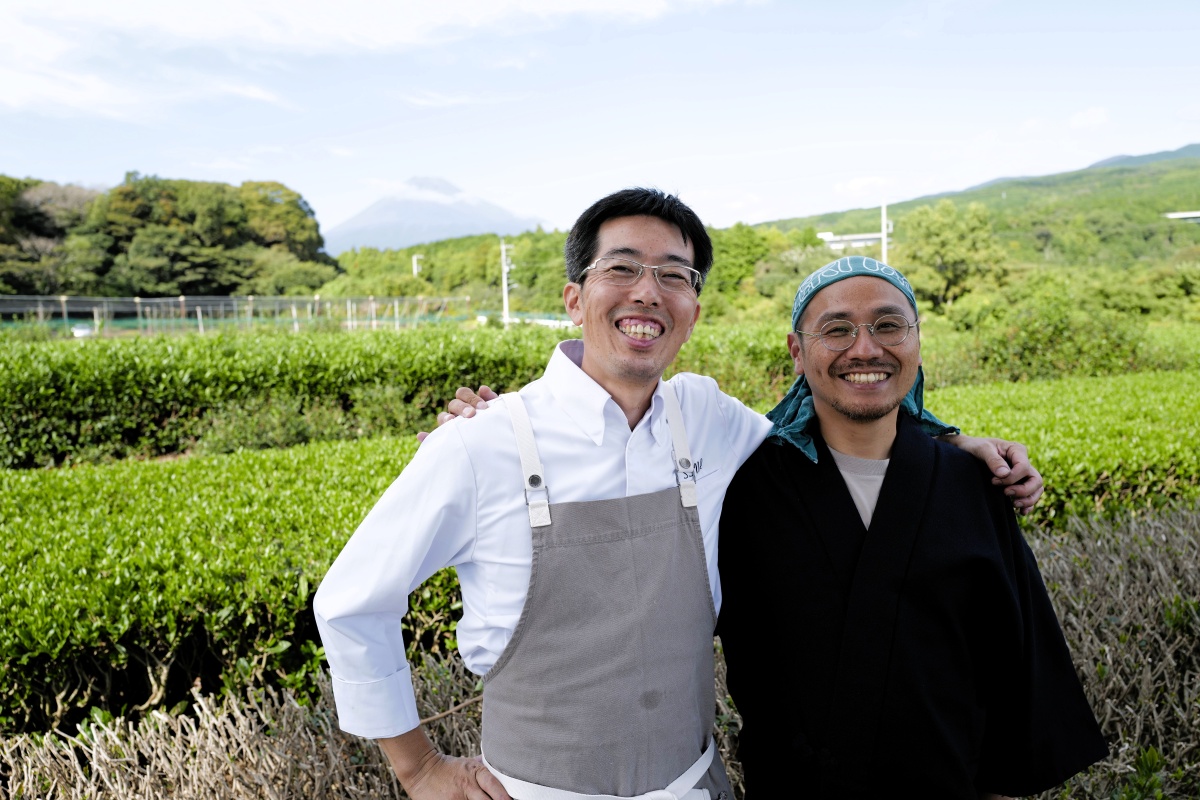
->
xmin=564 ymin=214 xmax=701 ymax=400
xmin=788 ymin=275 xmax=921 ymax=428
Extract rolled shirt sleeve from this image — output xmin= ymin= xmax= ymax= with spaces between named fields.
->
xmin=313 ymin=425 xmax=478 ymax=738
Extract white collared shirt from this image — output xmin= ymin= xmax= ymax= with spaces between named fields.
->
xmin=313 ymin=339 xmax=772 ymax=738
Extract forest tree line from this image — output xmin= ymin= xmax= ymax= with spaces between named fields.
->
xmin=3 ymin=162 xmax=1200 ymax=328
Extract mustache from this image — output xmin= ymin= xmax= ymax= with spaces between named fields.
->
xmin=833 ymin=358 xmax=897 ymax=371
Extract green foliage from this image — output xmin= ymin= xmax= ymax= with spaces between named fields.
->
xmin=900 ymin=199 xmax=1006 ymax=308
xmin=3 ymin=367 xmax=1199 ymax=738
xmin=192 ymin=395 xmax=359 ymax=455
xmin=1 ymin=178 xmax=102 ymax=295
xmin=763 ymin=159 xmax=1200 ymax=272
xmin=0 ymin=172 xmax=334 ymax=298
xmin=1110 ymin=748 xmax=1169 ymax=800
xmin=329 ymin=227 xmax=570 ymax=312
xmin=0 ymin=436 xmax=414 ymax=732
xmin=237 ymin=246 xmax=338 ymax=296
xmin=928 ymin=369 xmax=1200 ymax=526
xmin=752 ymin=244 xmax=838 ymax=304
xmin=238 ymin=181 xmax=326 ymax=262
xmin=972 ymin=296 xmax=1145 ymax=382
xmin=708 ymin=223 xmax=771 ymax=294
xmin=7 ymin=309 xmax=1200 ymax=469
xmin=0 ymin=326 xmax=579 ymax=468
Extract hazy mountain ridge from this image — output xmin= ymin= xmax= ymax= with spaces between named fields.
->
xmin=323 ymin=178 xmax=543 ymax=255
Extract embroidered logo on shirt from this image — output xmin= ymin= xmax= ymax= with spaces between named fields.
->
xmin=679 ymin=457 xmax=703 ymax=482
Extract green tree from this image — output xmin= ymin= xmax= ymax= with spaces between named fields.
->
xmin=709 ymin=223 xmax=770 ymax=294
xmin=900 ymin=200 xmax=1005 ymax=308
xmin=240 ymin=247 xmax=339 ymax=296
xmin=239 ymin=181 xmax=329 ymax=263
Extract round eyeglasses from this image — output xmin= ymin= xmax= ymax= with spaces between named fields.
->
xmin=582 ymin=257 xmax=702 ymax=294
xmin=795 ymin=314 xmax=918 ymax=351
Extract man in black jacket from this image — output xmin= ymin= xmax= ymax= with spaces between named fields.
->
xmin=717 ymin=256 xmax=1107 ymax=798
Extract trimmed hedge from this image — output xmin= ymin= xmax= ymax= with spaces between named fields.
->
xmin=4 ymin=369 xmax=1199 ymax=734
xmin=0 ymin=327 xmax=578 ymax=468
xmin=4 ymin=319 xmax=1198 ymax=469
xmin=928 ymin=368 xmax=1200 ymax=527
xmin=0 ymin=437 xmax=410 ymax=732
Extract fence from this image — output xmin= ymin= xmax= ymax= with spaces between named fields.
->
xmin=0 ymin=294 xmax=474 ymax=337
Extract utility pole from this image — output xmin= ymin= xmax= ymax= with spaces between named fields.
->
xmin=412 ymin=254 xmax=423 ymax=277
xmin=499 ymin=238 xmax=513 ymax=328
xmin=881 ymin=203 xmax=889 ymax=264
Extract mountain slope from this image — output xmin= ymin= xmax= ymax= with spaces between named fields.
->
xmin=758 ymin=153 xmax=1200 ymax=268
xmin=323 ymin=178 xmax=542 ymax=255
xmin=1088 ymin=143 xmax=1200 ymax=169
xmin=762 ymin=144 xmax=1200 ymax=237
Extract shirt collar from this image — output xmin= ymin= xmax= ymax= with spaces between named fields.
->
xmin=545 ymin=340 xmax=672 ymax=448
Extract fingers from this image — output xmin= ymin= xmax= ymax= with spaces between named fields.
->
xmin=978 ymin=449 xmax=1013 ymax=481
xmin=468 ymin=758 xmax=511 ymax=800
xmin=947 ymin=434 xmax=1013 ymax=480
xmin=455 ymin=386 xmax=490 ymax=412
xmin=416 ymin=430 xmax=430 ymax=444
xmin=993 ymin=441 xmax=1029 ymax=483
xmin=477 ymin=385 xmax=499 ymax=402
xmin=987 ymin=440 xmax=1045 ymax=515
xmin=446 ymin=399 xmax=474 ymax=419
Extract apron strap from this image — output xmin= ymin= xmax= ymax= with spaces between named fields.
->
xmin=503 ymin=393 xmax=551 ymax=528
xmin=660 ymin=384 xmax=698 ymax=509
xmin=482 ymin=735 xmax=716 ymax=800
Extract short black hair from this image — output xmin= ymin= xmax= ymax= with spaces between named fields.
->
xmin=563 ymin=188 xmax=713 ymax=295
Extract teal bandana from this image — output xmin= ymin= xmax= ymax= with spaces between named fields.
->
xmin=767 ymin=256 xmax=958 ymax=461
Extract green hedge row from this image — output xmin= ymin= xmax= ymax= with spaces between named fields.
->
xmin=5 ymin=318 xmax=1199 ymax=469
xmin=0 ymin=436 xmax=410 ymax=733
xmin=0 ymin=327 xmax=576 ymax=468
xmin=929 ymin=368 xmax=1200 ymax=526
xmin=0 ymin=325 xmax=802 ymax=469
xmin=3 ymin=368 xmax=1199 ymax=733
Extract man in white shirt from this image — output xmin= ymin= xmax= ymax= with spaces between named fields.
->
xmin=314 ymin=189 xmax=1042 ymax=800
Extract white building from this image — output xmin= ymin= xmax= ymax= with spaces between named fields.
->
xmin=817 ymin=220 xmax=894 ymax=252
xmin=1164 ymin=211 xmax=1200 ymax=224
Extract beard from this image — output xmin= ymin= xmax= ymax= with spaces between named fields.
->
xmin=824 ymin=357 xmax=907 ymax=421
xmin=827 ymin=393 xmax=906 ymax=422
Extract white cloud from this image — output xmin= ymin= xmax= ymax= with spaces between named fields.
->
xmin=0 ymin=1 xmax=741 ymax=56
xmin=363 ymin=176 xmax=469 ymax=204
xmin=0 ymin=0 xmax=740 ymax=117
xmin=1070 ymin=106 xmax=1109 ymax=129
xmin=328 ymin=146 xmax=355 ymax=158
xmin=0 ymin=65 xmax=133 ymax=116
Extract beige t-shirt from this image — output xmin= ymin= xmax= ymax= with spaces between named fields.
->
xmin=828 ymin=447 xmax=890 ymax=528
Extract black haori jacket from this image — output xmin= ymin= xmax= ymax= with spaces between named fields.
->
xmin=717 ymin=412 xmax=1107 ymax=798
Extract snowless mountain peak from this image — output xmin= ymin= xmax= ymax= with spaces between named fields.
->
xmin=323 ymin=177 xmax=543 ymax=255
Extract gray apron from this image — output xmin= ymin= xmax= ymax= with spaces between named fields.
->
xmin=480 ymin=390 xmax=732 ymax=800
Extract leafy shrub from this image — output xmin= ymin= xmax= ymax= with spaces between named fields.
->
xmin=0 ymin=437 xmax=415 ymax=732
xmin=0 ymin=326 xmax=577 ymax=468
xmin=4 ymin=368 xmax=1199 ymax=735
xmin=2 ymin=315 xmax=1198 ymax=470
xmin=928 ymin=369 xmax=1200 ymax=526
xmin=973 ymin=299 xmax=1144 ymax=381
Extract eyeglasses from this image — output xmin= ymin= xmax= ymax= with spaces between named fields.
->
xmin=582 ymin=257 xmax=702 ymax=294
xmin=795 ymin=314 xmax=918 ymax=351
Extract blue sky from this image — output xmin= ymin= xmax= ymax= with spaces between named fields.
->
xmin=2 ymin=0 xmax=1197 ymax=234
